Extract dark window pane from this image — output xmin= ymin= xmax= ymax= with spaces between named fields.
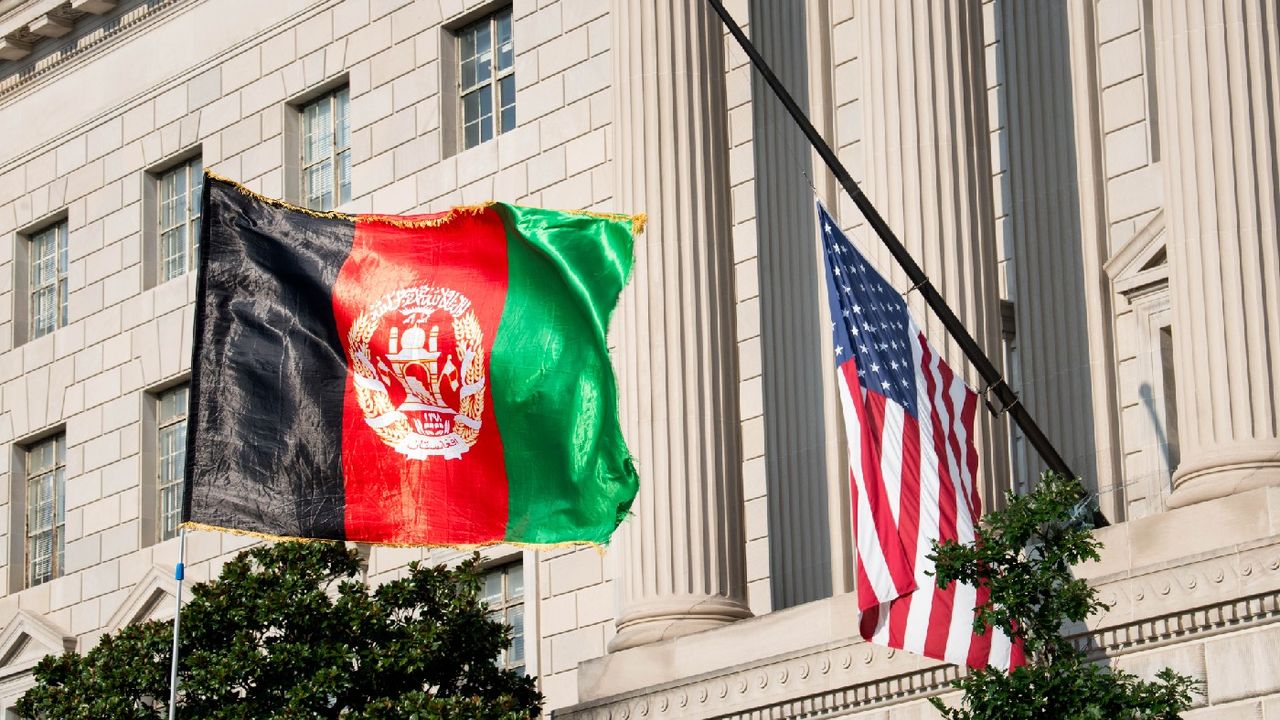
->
xmin=479 ymin=84 xmax=494 ymax=143
xmin=497 ymin=10 xmax=514 ymax=71
xmin=499 ymin=75 xmax=516 ymax=133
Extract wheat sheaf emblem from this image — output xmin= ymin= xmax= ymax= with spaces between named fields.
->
xmin=348 ymin=284 xmax=486 ymax=460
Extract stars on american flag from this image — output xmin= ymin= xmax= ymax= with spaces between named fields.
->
xmin=821 ymin=203 xmax=919 ymax=417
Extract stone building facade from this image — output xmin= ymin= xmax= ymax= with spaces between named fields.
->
xmin=0 ymin=0 xmax=1277 ymax=717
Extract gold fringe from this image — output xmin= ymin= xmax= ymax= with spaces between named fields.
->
xmin=204 ymin=171 xmax=356 ymax=222
xmin=179 ymin=520 xmax=613 ymax=552
xmin=566 ymin=209 xmax=648 ymax=236
xmin=358 ymin=203 xmax=495 ymax=229
xmin=205 ymin=171 xmax=646 ymax=235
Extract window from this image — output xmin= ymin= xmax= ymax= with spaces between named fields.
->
xmin=158 ymin=157 xmax=203 ymax=282
xmin=28 ymin=222 xmax=68 ymax=340
xmin=458 ymin=8 xmax=514 ymax=150
xmin=25 ymin=435 xmax=65 ymax=587
xmin=483 ymin=562 xmax=525 ymax=673
xmin=157 ymin=385 xmax=189 ymax=541
xmin=301 ymin=88 xmax=351 ymax=211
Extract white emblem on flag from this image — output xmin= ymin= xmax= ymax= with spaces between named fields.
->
xmin=349 ymin=284 xmax=486 ymax=460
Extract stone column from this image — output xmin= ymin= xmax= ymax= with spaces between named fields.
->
xmin=858 ymin=1 xmax=1009 ymax=502
xmin=748 ymin=0 xmax=833 ymax=611
xmin=1157 ymin=1 xmax=1280 ymax=507
xmin=999 ymin=0 xmax=1122 ymax=511
xmin=608 ymin=0 xmax=752 ymax=651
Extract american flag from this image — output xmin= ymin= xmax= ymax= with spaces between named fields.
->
xmin=819 ymin=202 xmax=1022 ymax=670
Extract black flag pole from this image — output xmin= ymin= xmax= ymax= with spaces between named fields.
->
xmin=704 ymin=0 xmax=1105 ymax=525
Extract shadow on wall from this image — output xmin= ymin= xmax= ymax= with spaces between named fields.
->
xmin=1001 ymin=0 xmax=1108 ymax=513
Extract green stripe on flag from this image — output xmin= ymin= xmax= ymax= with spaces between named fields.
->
xmin=492 ymin=204 xmax=639 ymax=545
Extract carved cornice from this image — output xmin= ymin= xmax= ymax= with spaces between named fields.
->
xmin=555 ymin=535 xmax=1280 ymax=719
xmin=0 ymin=0 xmax=190 ymax=99
xmin=555 ymin=638 xmax=956 ymax=720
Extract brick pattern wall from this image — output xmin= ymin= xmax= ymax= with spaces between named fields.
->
xmin=0 ymin=0 xmax=619 ymax=713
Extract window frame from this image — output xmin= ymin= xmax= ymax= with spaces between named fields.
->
xmin=24 ymin=434 xmax=65 ymax=588
xmin=156 ymin=157 xmax=204 ymax=283
xmin=27 ymin=220 xmax=68 ymax=341
xmin=482 ymin=560 xmax=526 ymax=674
xmin=456 ymin=7 xmax=515 ymax=151
xmin=300 ymin=87 xmax=352 ymax=211
xmin=156 ymin=385 xmax=189 ymax=542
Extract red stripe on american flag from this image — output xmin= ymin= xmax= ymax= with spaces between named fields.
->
xmin=960 ymin=389 xmax=981 ymax=518
xmin=966 ymin=583 xmax=995 ymax=668
xmin=888 ymin=410 xmax=922 ymax=649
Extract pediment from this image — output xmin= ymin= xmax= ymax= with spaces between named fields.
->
xmin=0 ymin=610 xmax=75 ymax=678
xmin=1104 ymin=210 xmax=1168 ymax=300
xmin=103 ymin=565 xmax=179 ymax=634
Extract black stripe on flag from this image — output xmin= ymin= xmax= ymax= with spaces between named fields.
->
xmin=184 ymin=176 xmax=353 ymax=540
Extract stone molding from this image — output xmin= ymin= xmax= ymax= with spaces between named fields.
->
xmin=101 ymin=563 xmax=179 ymax=633
xmin=0 ymin=0 xmax=188 ymax=97
xmin=0 ymin=609 xmax=75 ymax=680
xmin=1104 ymin=210 xmax=1167 ymax=302
xmin=559 ymin=511 xmax=1280 ymax=719
xmin=558 ymin=578 xmax=1280 ymax=720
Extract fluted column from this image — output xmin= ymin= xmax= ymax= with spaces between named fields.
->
xmin=1158 ymin=1 xmax=1280 ymax=507
xmin=748 ymin=0 xmax=833 ymax=610
xmin=608 ymin=0 xmax=752 ymax=651
xmin=1000 ymin=1 xmax=1120 ymax=508
xmin=858 ymin=1 xmax=1009 ymax=502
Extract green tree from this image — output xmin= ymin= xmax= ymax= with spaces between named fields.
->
xmin=17 ymin=542 xmax=541 ymax=719
xmin=928 ymin=471 xmax=1200 ymax=719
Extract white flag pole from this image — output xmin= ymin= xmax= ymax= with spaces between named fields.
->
xmin=166 ymin=527 xmax=187 ymax=720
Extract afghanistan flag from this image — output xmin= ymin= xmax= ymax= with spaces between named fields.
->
xmin=183 ymin=174 xmax=640 ymax=547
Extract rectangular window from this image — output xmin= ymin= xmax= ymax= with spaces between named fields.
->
xmin=302 ymin=88 xmax=352 ymax=211
xmin=26 ymin=435 xmax=65 ymax=587
xmin=157 ymin=385 xmax=189 ymax=541
xmin=483 ymin=561 xmax=525 ymax=674
xmin=458 ymin=8 xmax=515 ymax=150
xmin=29 ymin=222 xmax=68 ymax=340
xmin=158 ymin=157 xmax=204 ymax=282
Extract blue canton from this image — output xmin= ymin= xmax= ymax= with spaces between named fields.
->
xmin=819 ymin=203 xmax=918 ymax=418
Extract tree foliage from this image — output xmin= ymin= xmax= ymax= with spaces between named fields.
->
xmin=928 ymin=472 xmax=1200 ymax=719
xmin=17 ymin=542 xmax=541 ymax=720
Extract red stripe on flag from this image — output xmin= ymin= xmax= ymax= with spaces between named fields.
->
xmin=1010 ymin=636 xmax=1027 ymax=667
xmin=859 ymin=602 xmax=882 ymax=642
xmin=888 ymin=410 xmax=922 ymax=649
xmin=966 ymin=583 xmax=994 ymax=668
xmin=960 ymin=389 xmax=981 ymax=518
xmin=854 ymin=541 xmax=880 ymax=614
xmin=333 ymin=210 xmax=511 ymax=545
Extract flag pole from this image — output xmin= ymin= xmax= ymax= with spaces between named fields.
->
xmin=703 ymin=0 xmax=1101 ymax=523
xmin=167 ymin=527 xmax=187 ymax=720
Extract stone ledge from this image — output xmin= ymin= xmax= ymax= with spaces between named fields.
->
xmin=558 ymin=489 xmax=1280 ymax=719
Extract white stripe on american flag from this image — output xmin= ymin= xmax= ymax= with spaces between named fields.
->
xmin=951 ymin=378 xmax=980 ymax=522
xmin=837 ymin=371 xmax=901 ymax=605
xmin=989 ymin=621 xmax=1014 ymax=668
xmin=880 ymin=401 xmax=906 ymax=525
xmin=868 ymin=601 xmax=892 ymax=647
